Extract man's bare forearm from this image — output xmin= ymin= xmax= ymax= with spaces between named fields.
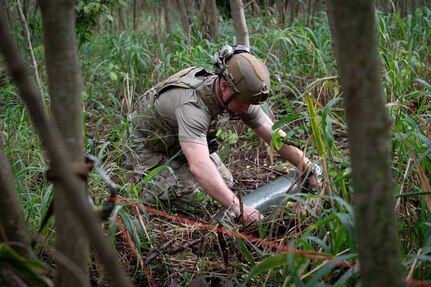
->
xmin=253 ymin=121 xmax=311 ymax=168
xmin=180 ymin=141 xmax=242 ymax=214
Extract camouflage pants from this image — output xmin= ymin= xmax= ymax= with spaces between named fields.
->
xmin=128 ymin=146 xmax=234 ymax=205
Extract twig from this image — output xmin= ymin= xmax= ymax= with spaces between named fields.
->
xmin=134 ymin=206 xmax=153 ymax=249
xmin=122 ymin=73 xmax=132 ymax=116
xmin=15 ymin=0 xmax=42 ymax=93
xmin=245 ymin=158 xmax=288 ymax=176
xmin=144 ymin=238 xmax=176 ymax=264
xmin=406 ymin=248 xmax=422 ymax=286
xmin=395 ymin=158 xmax=412 ymax=214
xmin=168 ymin=238 xmax=202 ymax=255
xmin=145 ymin=238 xmax=203 ymax=264
xmin=300 ymin=249 xmax=350 ymax=280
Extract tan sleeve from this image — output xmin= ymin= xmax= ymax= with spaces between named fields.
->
xmin=238 ymin=105 xmax=270 ymax=129
xmin=176 ymin=102 xmax=211 ymax=145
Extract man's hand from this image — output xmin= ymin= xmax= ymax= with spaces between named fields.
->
xmin=180 ymin=141 xmax=264 ymax=223
xmin=308 ymin=174 xmax=323 ymax=192
xmin=304 ymin=161 xmax=323 ymax=192
xmin=232 ymin=204 xmax=263 ymax=223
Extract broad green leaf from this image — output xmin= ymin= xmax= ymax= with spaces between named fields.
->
xmin=246 ymin=253 xmax=290 ymax=282
xmin=109 ymin=71 xmax=118 ymax=81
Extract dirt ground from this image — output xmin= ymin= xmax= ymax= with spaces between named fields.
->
xmin=104 ymin=133 xmax=313 ymax=287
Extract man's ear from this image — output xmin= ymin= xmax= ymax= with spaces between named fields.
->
xmin=220 ymin=79 xmax=230 ymax=92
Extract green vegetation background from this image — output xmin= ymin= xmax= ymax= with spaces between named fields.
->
xmin=1 ymin=3 xmax=430 ymax=286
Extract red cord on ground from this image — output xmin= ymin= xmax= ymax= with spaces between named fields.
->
xmin=117 ymin=198 xmax=431 ymax=287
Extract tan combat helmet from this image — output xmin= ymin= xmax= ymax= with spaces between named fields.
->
xmin=212 ymin=45 xmax=271 ymax=105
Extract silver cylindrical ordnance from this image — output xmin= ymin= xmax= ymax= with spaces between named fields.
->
xmin=214 ymin=164 xmax=322 ymax=220
xmin=242 ymin=171 xmax=299 ymax=212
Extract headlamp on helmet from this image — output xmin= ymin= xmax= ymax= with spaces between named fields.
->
xmin=212 ymin=45 xmax=250 ymax=73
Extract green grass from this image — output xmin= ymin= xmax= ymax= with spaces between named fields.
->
xmin=1 ymin=5 xmax=430 ymax=286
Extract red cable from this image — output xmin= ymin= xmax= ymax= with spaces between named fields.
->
xmin=115 ymin=217 xmax=156 ymax=287
xmin=117 ymin=198 xmax=431 ymax=287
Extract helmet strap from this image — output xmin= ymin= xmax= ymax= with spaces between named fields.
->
xmin=216 ymin=77 xmax=236 ymax=110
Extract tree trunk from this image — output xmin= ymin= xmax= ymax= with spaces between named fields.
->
xmin=307 ymin=0 xmax=319 ymax=25
xmin=0 ymin=146 xmax=35 ymax=286
xmin=289 ymin=0 xmax=296 ymax=26
xmin=184 ymin=0 xmax=195 ymax=36
xmin=400 ymin=0 xmax=407 ymax=17
xmin=206 ymin=0 xmax=219 ymax=39
xmin=0 ymin=146 xmax=33 ymax=259
xmin=163 ymin=0 xmax=171 ymax=35
xmin=133 ymin=0 xmax=137 ymax=31
xmin=38 ymin=0 xmax=89 ymax=286
xmin=0 ymin=0 xmax=12 ymax=32
xmin=154 ymin=4 xmax=161 ymax=43
xmin=282 ymin=0 xmax=289 ymax=26
xmin=324 ymin=0 xmax=339 ymax=58
xmin=177 ymin=0 xmax=192 ymax=36
xmin=229 ymin=0 xmax=250 ymax=47
xmin=118 ymin=7 xmax=125 ymax=31
xmin=326 ymin=1 xmax=403 ymax=286
xmin=251 ymin=0 xmax=261 ymax=16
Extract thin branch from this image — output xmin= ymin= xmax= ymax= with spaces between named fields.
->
xmin=395 ymin=158 xmax=412 ymax=214
xmin=406 ymin=248 xmax=421 ymax=286
xmin=15 ymin=0 xmax=42 ymax=93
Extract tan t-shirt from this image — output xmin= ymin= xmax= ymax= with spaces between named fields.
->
xmin=155 ymin=87 xmax=269 ymax=146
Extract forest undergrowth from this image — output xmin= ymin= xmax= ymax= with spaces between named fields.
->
xmin=1 ymin=6 xmax=430 ymax=286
